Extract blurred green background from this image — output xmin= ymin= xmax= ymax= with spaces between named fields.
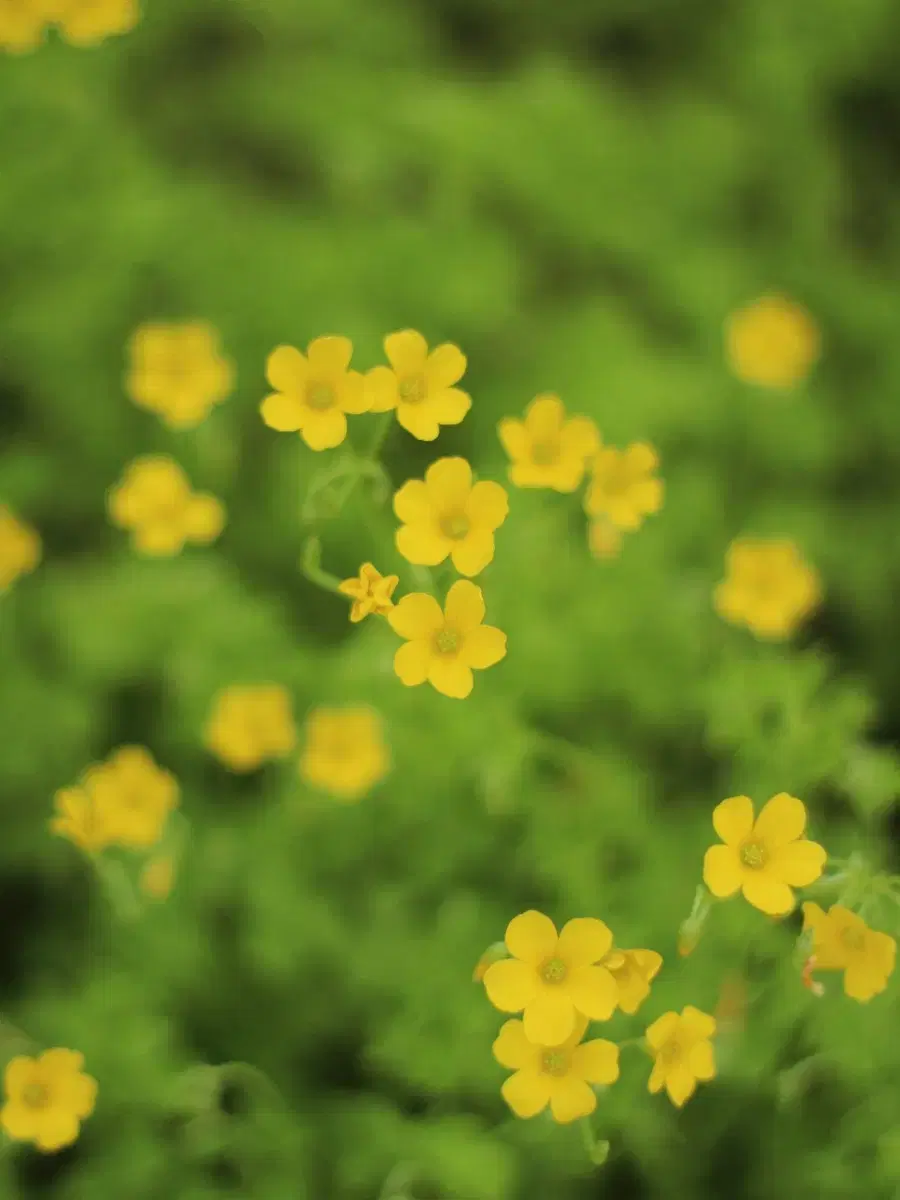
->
xmin=2 ymin=0 xmax=900 ymax=1196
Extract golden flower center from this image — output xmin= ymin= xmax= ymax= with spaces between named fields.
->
xmin=739 ymin=838 xmax=768 ymax=869
xmin=439 ymin=512 xmax=470 ymax=540
xmin=398 ymin=374 xmax=427 ymax=404
xmin=22 ymin=1082 xmax=49 ymax=1110
xmin=530 ymin=438 xmax=560 ymax=466
xmin=540 ymin=1050 xmax=570 ymax=1077
xmin=306 ymin=381 xmax=336 ymax=411
xmin=434 ymin=627 xmax=460 ymax=655
xmin=839 ymin=925 xmax=865 ymax=952
xmin=658 ymin=1039 xmax=683 ymax=1066
xmin=540 ymin=956 xmax=568 ymax=984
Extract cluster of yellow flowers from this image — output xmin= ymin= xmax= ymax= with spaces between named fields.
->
xmin=0 ymin=0 xmax=137 ymax=52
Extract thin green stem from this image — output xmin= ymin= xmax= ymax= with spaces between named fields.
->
xmin=579 ymin=1117 xmax=610 ymax=1166
xmin=91 ymin=855 xmax=142 ymax=921
xmin=300 ymin=536 xmax=346 ymax=596
xmin=367 ymin=411 xmax=394 ymax=460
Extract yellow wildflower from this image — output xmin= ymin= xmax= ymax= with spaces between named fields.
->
xmin=584 ymin=443 xmax=663 ymax=531
xmin=497 ymin=394 xmax=599 ymax=492
xmin=299 ymin=706 xmax=389 ymax=802
xmin=483 ymin=911 xmax=618 ymax=1045
xmin=337 ymin=563 xmax=399 ymax=623
xmin=393 ymin=458 xmax=509 ymax=578
xmin=587 ymin=518 xmax=622 ymax=560
xmin=493 ymin=1015 xmax=619 ymax=1123
xmin=0 ymin=0 xmax=52 ymax=51
xmin=107 ymin=455 xmax=224 ymax=555
xmin=88 ymin=746 xmax=179 ymax=850
xmin=725 ymin=294 xmax=820 ymax=389
xmin=141 ymin=854 xmax=176 ymax=901
xmin=49 ymin=781 xmax=117 ymax=855
xmin=0 ymin=506 xmax=41 ymax=591
xmin=1 ymin=1050 xmax=97 ymax=1153
xmin=801 ymin=903 xmax=896 ymax=1003
xmin=204 ymin=684 xmax=297 ymax=772
xmin=604 ymin=948 xmax=662 ymax=1015
xmin=125 ymin=321 xmax=233 ymax=430
xmin=645 ymin=1007 xmax=716 ymax=1108
xmin=364 ymin=329 xmax=471 ymax=442
xmin=260 ymin=336 xmax=369 ymax=451
xmin=714 ymin=537 xmax=821 ymax=639
xmin=703 ymin=793 xmax=826 ymax=916
xmin=387 ymin=580 xmax=506 ymax=700
xmin=53 ymin=0 xmax=138 ymax=45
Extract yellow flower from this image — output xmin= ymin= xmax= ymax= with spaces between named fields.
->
xmin=585 ymin=443 xmax=663 ymax=531
xmin=1 ymin=1049 xmax=97 ymax=1152
xmin=645 ymin=1007 xmax=716 ymax=1108
xmin=53 ymin=0 xmax=138 ymax=45
xmin=49 ymin=780 xmax=118 ymax=855
xmin=725 ymin=294 xmax=820 ymax=389
xmin=588 ymin=518 xmax=622 ymax=560
xmin=493 ymin=1015 xmax=619 ymax=1124
xmin=88 ymin=746 xmax=179 ymax=850
xmin=141 ymin=854 xmax=176 ymax=902
xmin=483 ymin=911 xmax=618 ymax=1045
xmin=107 ymin=455 xmax=225 ymax=555
xmin=387 ymin=580 xmax=506 ymax=699
xmin=260 ymin=336 xmax=369 ymax=451
xmin=393 ymin=458 xmax=509 ymax=578
xmin=497 ymin=394 xmax=599 ymax=492
xmin=299 ymin=706 xmax=389 ymax=802
xmin=703 ymin=793 xmax=826 ymax=916
xmin=0 ymin=0 xmax=52 ymax=51
xmin=714 ymin=537 xmax=821 ymax=639
xmin=204 ymin=684 xmax=297 ymax=772
xmin=801 ymin=903 xmax=896 ymax=1003
xmin=0 ymin=506 xmax=41 ymax=590
xmin=364 ymin=330 xmax=471 ymax=442
xmin=125 ymin=321 xmax=234 ymax=429
xmin=604 ymin=948 xmax=662 ymax=1015
xmin=337 ymin=563 xmax=399 ymax=623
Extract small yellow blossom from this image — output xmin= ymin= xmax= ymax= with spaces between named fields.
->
xmin=141 ymin=854 xmax=176 ymax=901
xmin=585 ymin=443 xmax=663 ymax=531
xmin=483 ymin=911 xmax=618 ymax=1045
xmin=204 ymin=684 xmax=297 ymax=772
xmin=0 ymin=0 xmax=52 ymax=51
xmin=703 ymin=793 xmax=826 ymax=916
xmin=0 ymin=506 xmax=41 ymax=591
xmin=88 ymin=746 xmax=179 ymax=850
xmin=125 ymin=321 xmax=233 ymax=429
xmin=725 ymin=294 xmax=820 ymax=389
xmin=54 ymin=0 xmax=138 ymax=45
xmin=645 ymin=1007 xmax=716 ymax=1108
xmin=587 ymin=518 xmax=622 ymax=560
xmin=299 ymin=706 xmax=389 ymax=802
xmin=604 ymin=948 xmax=662 ymax=1015
xmin=364 ymin=330 xmax=471 ymax=442
xmin=714 ymin=537 xmax=821 ymax=639
xmin=1 ymin=1050 xmax=97 ymax=1152
xmin=393 ymin=458 xmax=509 ymax=578
xmin=260 ymin=336 xmax=369 ymax=451
xmin=497 ymin=394 xmax=599 ymax=492
xmin=387 ymin=580 xmax=506 ymax=700
xmin=337 ymin=563 xmax=399 ymax=623
xmin=49 ymin=780 xmax=117 ymax=855
xmin=493 ymin=1015 xmax=619 ymax=1123
xmin=801 ymin=903 xmax=896 ymax=1003
xmin=107 ymin=455 xmax=225 ymax=556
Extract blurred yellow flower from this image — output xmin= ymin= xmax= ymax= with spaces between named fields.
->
xmin=387 ymin=580 xmax=506 ymax=699
xmin=703 ymin=793 xmax=826 ymax=916
xmin=604 ymin=948 xmax=662 ymax=1015
xmin=585 ymin=443 xmax=663 ymax=531
xmin=0 ymin=506 xmax=41 ymax=591
xmin=125 ymin=321 xmax=233 ymax=430
xmin=107 ymin=455 xmax=225 ymax=556
xmin=726 ymin=294 xmax=820 ymax=389
xmin=300 ymin=706 xmax=388 ymax=802
xmin=493 ymin=1014 xmax=619 ymax=1123
xmin=54 ymin=0 xmax=137 ymax=45
xmin=204 ymin=684 xmax=297 ymax=772
xmin=141 ymin=854 xmax=176 ymax=902
xmin=714 ymin=537 xmax=821 ymax=639
xmin=498 ymin=394 xmax=599 ymax=492
xmin=260 ymin=336 xmax=369 ymax=451
xmin=645 ymin=1007 xmax=716 ymax=1107
xmin=49 ymin=779 xmax=117 ymax=855
xmin=483 ymin=911 xmax=618 ymax=1045
xmin=337 ymin=563 xmax=399 ymax=623
xmin=587 ymin=517 xmax=622 ymax=560
xmin=393 ymin=458 xmax=509 ymax=578
xmin=801 ymin=903 xmax=896 ymax=1003
xmin=365 ymin=329 xmax=471 ymax=442
xmin=0 ymin=0 xmax=51 ymax=51
xmin=88 ymin=746 xmax=179 ymax=850
xmin=1 ymin=1049 xmax=97 ymax=1152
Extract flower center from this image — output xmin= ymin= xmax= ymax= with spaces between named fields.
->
xmin=22 ymin=1082 xmax=49 ymax=1110
xmin=531 ymin=438 xmax=560 ymax=466
xmin=540 ymin=956 xmax=568 ymax=984
xmin=659 ymin=1039 xmax=683 ymax=1066
xmin=839 ymin=925 xmax=866 ymax=952
xmin=739 ymin=838 xmax=768 ymax=869
xmin=540 ymin=1050 xmax=569 ymax=1077
xmin=434 ymin=627 xmax=460 ymax=655
xmin=306 ymin=381 xmax=336 ymax=411
xmin=398 ymin=375 xmax=427 ymax=405
xmin=439 ymin=512 xmax=470 ymax=540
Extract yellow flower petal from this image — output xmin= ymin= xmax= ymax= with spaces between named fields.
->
xmin=425 ymin=456 xmax=472 ymax=505
xmin=501 ymin=1069 xmax=550 ymax=1119
xmin=665 ymin=1064 xmax=696 ymax=1108
xmin=843 ymin=960 xmax=885 ymax=1003
xmin=306 ymin=335 xmax=352 ymax=377
xmin=548 ymin=1076 xmax=596 ymax=1124
xmin=647 ymin=1057 xmax=667 ymax=1094
xmin=396 ymin=403 xmax=440 ymax=441
xmin=702 ymin=844 xmax=743 ymax=897
xmin=467 ymin=480 xmax=509 ymax=531
xmin=741 ymin=872 xmax=795 ymax=915
xmin=34 ymin=1111 xmax=80 ymax=1152
xmin=567 ymin=965 xmax=617 ymax=1021
xmin=365 ymin=365 xmax=398 ymax=412
xmin=301 ymin=409 xmax=347 ymax=451
xmin=133 ymin=522 xmax=186 ymax=556
xmin=425 ymin=343 xmax=467 ymax=389
xmin=393 ymin=641 xmax=431 ymax=687
xmin=266 ymin=345 xmax=308 ymax=393
xmin=752 ymin=792 xmax=807 ymax=845
xmin=645 ymin=1011 xmax=679 ymax=1050
xmin=631 ymin=949 xmax=663 ymax=981
xmin=185 ymin=495 xmax=225 ymax=544
xmin=526 ymin=394 xmax=564 ymax=434
xmin=497 ymin=418 xmax=527 ymax=461
xmin=0 ymin=1101 xmax=40 ymax=1141
xmin=460 ymin=624 xmax=506 ymax=670
xmin=429 ymin=387 xmax=471 ymax=426
xmin=396 ymin=524 xmax=450 ymax=566
xmin=492 ymin=1020 xmax=535 ymax=1069
xmin=523 ymin=990 xmax=575 ymax=1046
xmin=769 ymin=839 xmax=826 ymax=886
xmin=339 ymin=371 xmax=370 ymax=414
xmin=261 ymin=392 xmax=306 ymax=431
xmin=571 ymin=1039 xmax=620 ymax=1086
xmin=450 ymin=531 xmax=495 ymax=577
xmin=385 ymin=329 xmax=429 ymax=373
xmin=712 ymin=795 xmax=755 ymax=845
xmin=483 ymin=959 xmax=539 ymax=1012
xmin=388 ymin=593 xmax=444 ymax=639
xmin=681 ymin=1007 xmax=716 ymax=1040
xmin=558 ymin=918 xmax=614 ymax=969
xmin=505 ymin=911 xmax=558 ymax=962
xmin=427 ymin=656 xmax=473 ymax=699
xmin=393 ymin=479 xmax=431 ymax=524
xmin=560 ymin=416 xmax=600 ymax=458
xmin=444 ymin=579 xmax=485 ymax=632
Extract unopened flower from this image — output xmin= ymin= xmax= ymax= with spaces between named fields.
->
xmin=714 ymin=537 xmax=821 ymax=639
xmin=125 ymin=321 xmax=233 ymax=429
xmin=204 ymin=684 xmax=297 ymax=772
xmin=88 ymin=746 xmax=179 ymax=850
xmin=588 ymin=518 xmax=622 ymax=560
xmin=725 ymin=294 xmax=820 ymax=389
xmin=1 ymin=1050 xmax=97 ymax=1152
xmin=299 ymin=705 xmax=388 ymax=802
xmin=141 ymin=854 xmax=176 ymax=901
xmin=365 ymin=330 xmax=471 ymax=441
xmin=261 ymin=336 xmax=369 ymax=451
xmin=107 ymin=456 xmax=225 ymax=555
xmin=801 ymin=903 xmax=896 ymax=1002
xmin=337 ymin=563 xmax=399 ymax=622
xmin=645 ymin=1007 xmax=716 ymax=1107
xmin=497 ymin=394 xmax=598 ymax=492
xmin=604 ymin=948 xmax=662 ymax=1015
xmin=584 ymin=443 xmax=663 ymax=531
xmin=0 ymin=506 xmax=41 ymax=591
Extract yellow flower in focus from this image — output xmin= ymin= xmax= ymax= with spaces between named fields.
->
xmin=645 ymin=1007 xmax=716 ymax=1108
xmin=0 ymin=0 xmax=52 ymax=51
xmin=337 ymin=563 xmax=399 ymax=623
xmin=260 ymin=336 xmax=369 ymax=451
xmin=125 ymin=321 xmax=233 ymax=429
xmin=107 ymin=455 xmax=225 ymax=556
xmin=300 ymin=706 xmax=389 ymax=802
xmin=703 ymin=793 xmax=826 ymax=916
xmin=585 ymin=443 xmax=663 ymax=531
xmin=88 ymin=746 xmax=179 ymax=850
xmin=364 ymin=330 xmax=471 ymax=442
xmin=726 ymin=294 xmax=820 ymax=389
xmin=0 ymin=506 xmax=41 ymax=591
xmin=588 ymin=518 xmax=622 ymax=560
xmin=604 ymin=948 xmax=662 ymax=1015
xmin=801 ymin=903 xmax=896 ymax=1003
xmin=49 ymin=781 xmax=117 ymax=855
xmin=204 ymin=684 xmax=297 ymax=772
xmin=483 ymin=911 xmax=618 ymax=1045
xmin=387 ymin=580 xmax=506 ymax=699
xmin=393 ymin=458 xmax=509 ymax=578
xmin=493 ymin=1015 xmax=619 ymax=1123
xmin=1 ymin=1050 xmax=97 ymax=1152
xmin=714 ymin=537 xmax=821 ymax=639
xmin=141 ymin=854 xmax=175 ymax=901
xmin=497 ymin=394 xmax=599 ymax=492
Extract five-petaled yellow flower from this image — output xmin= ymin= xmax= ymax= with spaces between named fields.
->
xmin=493 ymin=1015 xmax=619 ymax=1123
xmin=125 ymin=321 xmax=234 ymax=430
xmin=483 ymin=911 xmax=618 ymax=1045
xmin=585 ymin=443 xmax=663 ymax=531
xmin=801 ymin=903 xmax=896 ymax=1003
xmin=387 ymin=580 xmax=506 ymax=699
xmin=87 ymin=746 xmax=179 ymax=850
xmin=715 ymin=537 xmax=821 ymax=639
xmin=365 ymin=330 xmax=471 ymax=442
xmin=261 ymin=336 xmax=369 ymax=451
xmin=605 ymin=948 xmax=663 ymax=1015
xmin=498 ymin=394 xmax=599 ymax=492
xmin=725 ymin=294 xmax=820 ymax=389
xmin=1 ymin=1050 xmax=97 ymax=1153
xmin=204 ymin=684 xmax=297 ymax=772
xmin=337 ymin=563 xmax=399 ymax=622
xmin=393 ymin=458 xmax=509 ymax=578
xmin=107 ymin=456 xmax=225 ymax=556
xmin=703 ymin=793 xmax=826 ymax=916
xmin=300 ymin=706 xmax=389 ymax=802
xmin=645 ymin=1007 xmax=716 ymax=1108
xmin=0 ymin=506 xmax=41 ymax=591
